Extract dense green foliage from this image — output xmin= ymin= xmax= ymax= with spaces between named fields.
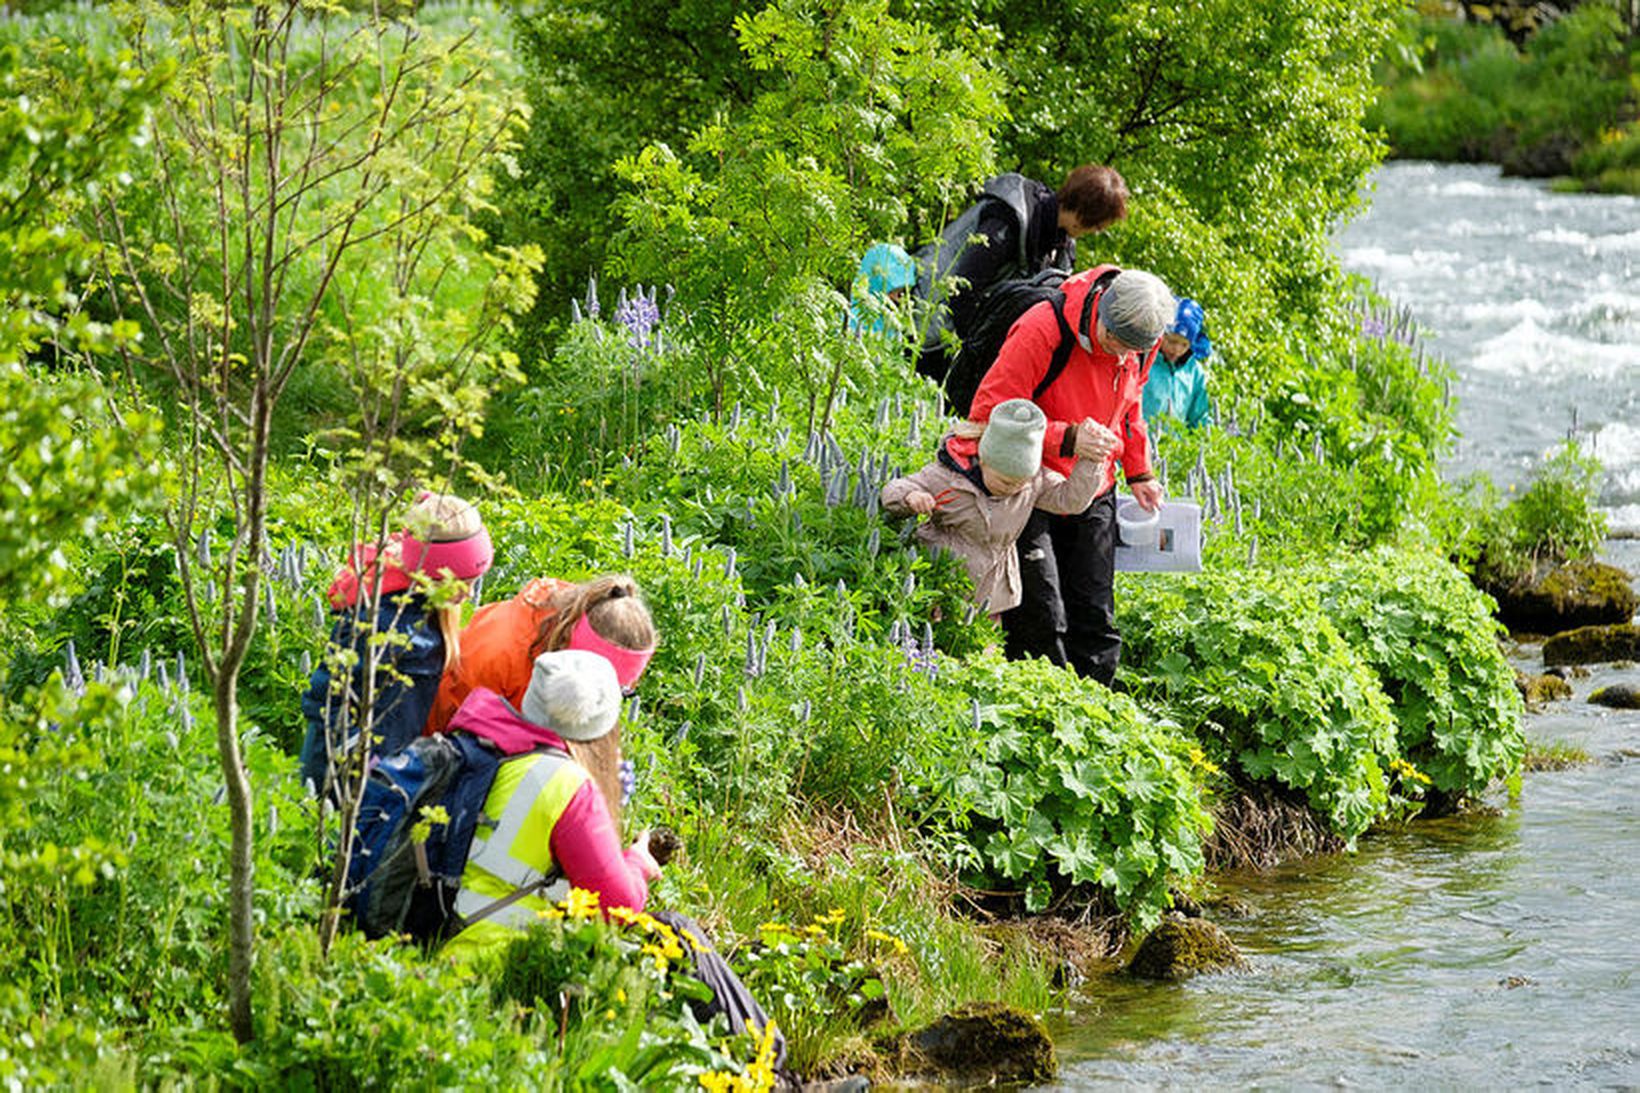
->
xmin=1117 ymin=572 xmax=1400 ymax=840
xmin=1314 ymin=549 xmax=1526 ymax=803
xmin=1456 ymin=440 xmax=1611 ymax=585
xmin=952 ymin=657 xmax=1209 ymax=918
xmin=1370 ymin=5 xmax=1640 ymax=190
xmin=0 ymin=0 xmax=1556 ymax=1084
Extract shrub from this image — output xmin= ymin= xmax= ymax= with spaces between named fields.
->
xmin=0 ymin=675 xmax=319 ymax=1029
xmin=1461 ymin=440 xmax=1608 ymax=584
xmin=1314 ymin=548 xmax=1526 ymax=804
xmin=1117 ymin=571 xmax=1399 ymax=840
xmin=944 ymin=656 xmax=1211 ymax=922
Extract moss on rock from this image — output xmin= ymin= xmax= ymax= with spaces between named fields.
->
xmin=877 ymin=1002 xmax=1056 ymax=1086
xmin=1515 ymin=669 xmax=1573 ymax=705
xmin=1126 ymin=917 xmax=1247 ymax=981
xmin=1588 ymin=683 xmax=1640 ymax=709
xmin=1542 ymin=624 xmax=1640 ymax=666
xmin=1486 ymin=560 xmax=1638 ymax=635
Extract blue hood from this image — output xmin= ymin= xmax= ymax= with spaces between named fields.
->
xmin=1169 ymin=297 xmax=1213 ymax=361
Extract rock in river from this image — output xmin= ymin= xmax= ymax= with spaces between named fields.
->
xmin=1127 ymin=916 xmax=1247 ymax=981
xmin=1484 ymin=560 xmax=1637 ymax=636
xmin=1543 ymin=624 xmax=1640 ymax=667
xmin=1589 ymin=683 xmax=1640 ymax=710
xmin=880 ymin=1002 xmax=1055 ymax=1086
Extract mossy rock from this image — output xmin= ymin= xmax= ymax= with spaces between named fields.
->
xmin=1127 ymin=917 xmax=1247 ymax=981
xmin=1543 ymin=624 xmax=1640 ymax=667
xmin=1589 ymin=683 xmax=1640 ymax=710
xmin=1486 ymin=560 xmax=1638 ymax=635
xmin=1515 ymin=669 xmax=1573 ymax=705
xmin=878 ymin=1002 xmax=1055 ymax=1086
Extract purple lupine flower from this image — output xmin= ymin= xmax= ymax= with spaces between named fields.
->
xmin=1360 ymin=315 xmax=1387 ymax=339
xmin=616 ymin=287 xmax=661 ymax=351
xmin=618 ymin=758 xmax=637 ymax=807
xmin=896 ymin=620 xmax=938 ymax=680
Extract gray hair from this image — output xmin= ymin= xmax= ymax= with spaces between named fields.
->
xmin=1098 ymin=270 xmax=1174 ymax=350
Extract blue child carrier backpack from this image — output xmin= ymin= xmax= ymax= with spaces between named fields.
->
xmin=344 ymin=732 xmax=565 ymax=943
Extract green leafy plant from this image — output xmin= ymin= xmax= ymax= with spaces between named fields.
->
xmin=1314 ymin=548 xmax=1525 ymax=806
xmin=1118 ymin=572 xmax=1400 ymax=841
xmin=946 ymin=656 xmax=1211 ymax=923
xmin=1460 ymin=440 xmax=1608 ymax=585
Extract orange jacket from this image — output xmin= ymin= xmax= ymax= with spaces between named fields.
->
xmin=424 ymin=577 xmax=570 ymax=735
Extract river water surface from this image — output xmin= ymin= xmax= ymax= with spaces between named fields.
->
xmin=1046 ymin=163 xmax=1640 ymax=1088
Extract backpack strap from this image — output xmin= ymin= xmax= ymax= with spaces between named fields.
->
xmin=1032 ymin=292 xmax=1075 ymax=403
xmin=1032 ymin=267 xmax=1123 ymax=403
xmin=454 ymin=866 xmax=565 ymax=929
xmin=444 ymin=739 xmax=572 ymax=919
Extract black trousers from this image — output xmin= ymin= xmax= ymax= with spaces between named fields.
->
xmin=1000 ymin=488 xmax=1120 ymax=685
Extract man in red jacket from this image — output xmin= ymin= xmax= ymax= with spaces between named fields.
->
xmin=959 ymin=266 xmax=1174 ymax=684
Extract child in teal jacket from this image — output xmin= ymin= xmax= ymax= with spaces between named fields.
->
xmin=1142 ymin=296 xmax=1214 ymax=430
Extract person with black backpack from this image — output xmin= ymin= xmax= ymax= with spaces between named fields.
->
xmin=957 ymin=266 xmax=1174 ymax=686
xmin=914 ymin=164 xmax=1129 ymax=386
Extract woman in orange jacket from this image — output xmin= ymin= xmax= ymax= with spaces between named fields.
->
xmin=424 ymin=574 xmax=657 ymax=736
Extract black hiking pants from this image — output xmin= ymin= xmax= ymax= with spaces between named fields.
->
xmin=1000 ymin=488 xmax=1120 ymax=685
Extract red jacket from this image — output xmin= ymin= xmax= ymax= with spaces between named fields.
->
xmin=961 ymin=265 xmax=1157 ymax=492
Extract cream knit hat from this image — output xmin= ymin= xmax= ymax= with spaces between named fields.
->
xmin=978 ymin=399 xmax=1047 ymax=480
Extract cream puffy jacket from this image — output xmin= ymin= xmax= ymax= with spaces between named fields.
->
xmin=881 ymin=439 xmax=1103 ymax=614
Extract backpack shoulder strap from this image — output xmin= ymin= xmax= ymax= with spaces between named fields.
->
xmin=1032 ymin=267 xmax=1123 ymax=402
xmin=1032 ymin=291 xmax=1075 ymax=403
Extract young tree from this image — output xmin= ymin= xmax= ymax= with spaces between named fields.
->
xmin=0 ymin=40 xmax=166 ymax=602
xmin=609 ymin=0 xmax=1003 ymax=430
xmin=89 ymin=2 xmax=538 ymax=1041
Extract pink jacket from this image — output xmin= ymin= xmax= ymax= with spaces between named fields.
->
xmin=448 ymin=688 xmax=653 ymax=913
xmin=881 ymin=438 xmax=1103 ymax=614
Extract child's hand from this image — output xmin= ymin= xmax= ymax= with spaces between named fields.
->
xmin=906 ymin=489 xmax=938 ymax=514
xmin=1074 ymin=419 xmax=1118 ymax=461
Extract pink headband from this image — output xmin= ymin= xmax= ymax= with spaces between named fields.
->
xmin=569 ymin=613 xmax=655 ymax=689
xmin=398 ymin=527 xmax=494 ymax=583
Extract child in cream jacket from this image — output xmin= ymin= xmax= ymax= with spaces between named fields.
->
xmin=881 ymin=398 xmax=1114 ymax=617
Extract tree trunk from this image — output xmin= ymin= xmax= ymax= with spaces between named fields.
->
xmin=213 ymin=669 xmax=257 ymax=1044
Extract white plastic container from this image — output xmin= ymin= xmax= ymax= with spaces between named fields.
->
xmin=1116 ymin=498 xmax=1160 ymax=547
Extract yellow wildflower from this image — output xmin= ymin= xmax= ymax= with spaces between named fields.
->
xmin=865 ymin=928 xmax=911 ymax=956
xmin=564 ymin=887 xmax=601 ymax=920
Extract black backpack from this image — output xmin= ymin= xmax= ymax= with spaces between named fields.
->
xmin=943 ymin=267 xmax=1123 ymax=417
xmin=912 ymin=173 xmax=1040 ymax=365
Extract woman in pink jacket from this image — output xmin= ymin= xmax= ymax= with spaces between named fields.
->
xmin=882 ymin=398 xmax=1113 ymax=619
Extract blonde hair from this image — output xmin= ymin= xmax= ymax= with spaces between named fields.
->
xmin=535 ymin=574 xmax=657 ymax=658
xmin=566 ymin=729 xmax=625 ymax=833
xmin=434 ymin=603 xmax=463 ymax=670
xmin=403 ymin=492 xmax=484 ymax=542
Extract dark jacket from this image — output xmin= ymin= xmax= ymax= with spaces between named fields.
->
xmin=298 ymin=592 xmax=446 ymax=796
xmin=918 ymin=176 xmax=1073 ymax=380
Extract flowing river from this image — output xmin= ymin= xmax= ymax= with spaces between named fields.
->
xmin=1045 ymin=163 xmax=1640 ymax=1088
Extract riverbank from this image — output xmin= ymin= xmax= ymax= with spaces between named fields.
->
xmin=1044 ymin=617 xmax=1640 ymax=1088
xmin=1367 ymin=6 xmax=1640 ymax=196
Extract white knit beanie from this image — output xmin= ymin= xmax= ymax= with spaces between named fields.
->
xmin=520 ymin=650 xmax=622 ymax=741
xmin=978 ymin=398 xmax=1047 ymax=480
xmin=1098 ymin=270 xmax=1173 ymax=349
